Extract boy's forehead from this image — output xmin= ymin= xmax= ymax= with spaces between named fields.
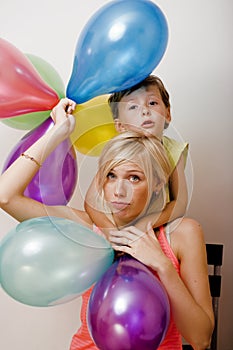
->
xmin=123 ymin=86 xmax=161 ymax=100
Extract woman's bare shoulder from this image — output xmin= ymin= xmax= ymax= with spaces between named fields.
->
xmin=169 ymin=217 xmax=206 ymax=259
xmin=170 ymin=217 xmax=203 ymax=236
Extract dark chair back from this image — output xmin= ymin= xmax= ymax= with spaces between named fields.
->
xmin=183 ymin=243 xmax=224 ymax=350
xmin=206 ymin=243 xmax=223 ymax=350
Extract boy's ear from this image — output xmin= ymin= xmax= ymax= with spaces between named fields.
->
xmin=114 ymin=118 xmax=127 ymax=133
xmin=165 ymin=107 xmax=171 ymax=125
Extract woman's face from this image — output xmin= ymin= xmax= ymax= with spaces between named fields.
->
xmin=103 ymin=161 xmax=149 ymax=227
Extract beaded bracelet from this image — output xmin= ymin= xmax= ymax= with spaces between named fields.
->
xmin=21 ymin=153 xmax=42 ymax=168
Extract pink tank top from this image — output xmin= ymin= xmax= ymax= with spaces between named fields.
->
xmin=69 ymin=226 xmax=182 ymax=350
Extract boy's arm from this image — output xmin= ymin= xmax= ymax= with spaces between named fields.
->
xmin=84 ymin=176 xmax=116 ymax=238
xmin=135 ymin=154 xmax=188 ymax=231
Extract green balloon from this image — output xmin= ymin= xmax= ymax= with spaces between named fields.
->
xmin=27 ymin=54 xmax=65 ymax=100
xmin=0 ymin=217 xmax=114 ymax=307
xmin=1 ymin=110 xmax=50 ymax=130
xmin=1 ymin=54 xmax=65 ymax=130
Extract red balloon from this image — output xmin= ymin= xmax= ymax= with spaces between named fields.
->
xmin=0 ymin=38 xmax=60 ymax=119
xmin=88 ymin=256 xmax=170 ymax=350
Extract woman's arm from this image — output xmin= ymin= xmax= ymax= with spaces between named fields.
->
xmin=161 ymin=218 xmax=214 ymax=349
xmin=0 ymin=98 xmax=91 ymax=226
xmin=134 ymin=154 xmax=188 ymax=231
xmin=109 ymin=218 xmax=214 ymax=349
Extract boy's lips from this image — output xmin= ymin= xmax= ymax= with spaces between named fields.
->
xmin=141 ymin=120 xmax=155 ymax=128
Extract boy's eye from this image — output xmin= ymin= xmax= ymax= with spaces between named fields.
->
xmin=149 ymin=100 xmax=158 ymax=106
xmin=128 ymin=104 xmax=138 ymax=110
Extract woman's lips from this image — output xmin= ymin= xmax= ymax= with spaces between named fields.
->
xmin=111 ymin=201 xmax=130 ymax=211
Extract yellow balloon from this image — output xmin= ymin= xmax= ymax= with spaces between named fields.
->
xmin=71 ymin=95 xmax=118 ymax=156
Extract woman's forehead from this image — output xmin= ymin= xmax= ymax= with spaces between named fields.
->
xmin=110 ymin=161 xmax=144 ymax=173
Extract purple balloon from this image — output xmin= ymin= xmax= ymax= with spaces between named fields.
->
xmin=87 ymin=256 xmax=170 ymax=350
xmin=2 ymin=117 xmax=78 ymax=205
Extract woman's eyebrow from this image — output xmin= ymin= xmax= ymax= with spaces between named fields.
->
xmin=123 ymin=169 xmax=145 ymax=175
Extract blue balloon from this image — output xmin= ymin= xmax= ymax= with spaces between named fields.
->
xmin=66 ymin=0 xmax=168 ymax=103
xmin=0 ymin=217 xmax=114 ymax=307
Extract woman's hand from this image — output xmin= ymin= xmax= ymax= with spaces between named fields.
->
xmin=109 ymin=223 xmax=170 ymax=271
xmin=50 ymin=98 xmax=76 ymax=140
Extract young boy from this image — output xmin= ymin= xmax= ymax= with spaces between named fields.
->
xmin=84 ymin=75 xmax=189 ymax=234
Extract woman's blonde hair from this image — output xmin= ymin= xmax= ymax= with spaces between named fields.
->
xmin=96 ymin=131 xmax=171 ymax=221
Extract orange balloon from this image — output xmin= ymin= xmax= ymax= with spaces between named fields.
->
xmin=71 ymin=95 xmax=118 ymax=156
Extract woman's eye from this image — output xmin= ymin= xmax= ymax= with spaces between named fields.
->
xmin=130 ymin=175 xmax=140 ymax=182
xmin=107 ymin=172 xmax=116 ymax=180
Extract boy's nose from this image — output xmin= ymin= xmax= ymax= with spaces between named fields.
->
xmin=141 ymin=105 xmax=151 ymax=117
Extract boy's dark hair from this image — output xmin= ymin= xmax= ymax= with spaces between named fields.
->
xmin=108 ymin=75 xmax=170 ymax=120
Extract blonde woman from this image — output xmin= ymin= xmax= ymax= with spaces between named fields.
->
xmin=0 ymin=99 xmax=214 ymax=349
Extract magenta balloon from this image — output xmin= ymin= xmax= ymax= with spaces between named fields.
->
xmin=2 ymin=118 xmax=77 ymax=205
xmin=87 ymin=256 xmax=170 ymax=350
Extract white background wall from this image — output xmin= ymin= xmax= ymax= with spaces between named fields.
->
xmin=0 ymin=0 xmax=232 ymax=349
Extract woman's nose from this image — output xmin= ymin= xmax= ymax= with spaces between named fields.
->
xmin=114 ymin=179 xmax=127 ymax=197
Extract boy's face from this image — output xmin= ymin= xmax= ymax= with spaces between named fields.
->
xmin=115 ymin=86 xmax=171 ymax=138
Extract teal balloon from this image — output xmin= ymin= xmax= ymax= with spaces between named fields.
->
xmin=0 ymin=217 xmax=114 ymax=307
xmin=66 ymin=0 xmax=168 ymax=103
xmin=2 ymin=54 xmax=65 ymax=130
